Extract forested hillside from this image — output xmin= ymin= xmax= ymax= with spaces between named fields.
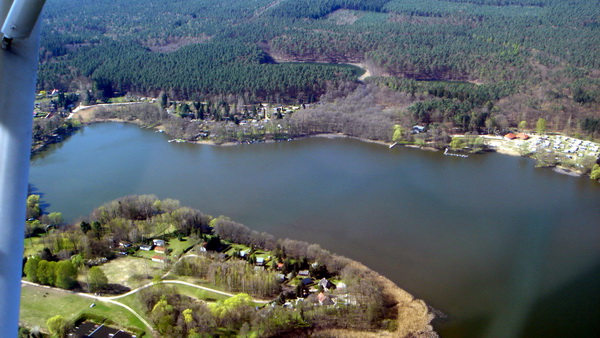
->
xmin=38 ymin=0 xmax=600 ymax=137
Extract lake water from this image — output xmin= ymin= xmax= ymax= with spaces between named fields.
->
xmin=29 ymin=123 xmax=600 ymax=337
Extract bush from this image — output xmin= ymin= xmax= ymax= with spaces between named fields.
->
xmin=590 ymin=164 xmax=600 ymax=180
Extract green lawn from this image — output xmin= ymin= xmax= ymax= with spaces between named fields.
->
xmin=171 ymin=284 xmax=231 ymax=303
xmin=107 ymin=96 xmax=131 ymax=103
xmin=116 ymin=283 xmax=231 ymax=319
xmin=116 ymin=292 xmax=146 ymax=316
xmin=97 ymin=256 xmax=162 ymax=289
xmin=20 ymin=284 xmax=147 ymax=333
xmin=23 ymin=236 xmax=45 ymax=257
xmin=168 ymin=237 xmax=197 ymax=257
xmin=134 ymin=249 xmax=165 ymax=260
xmin=223 ymin=243 xmax=250 ymax=256
xmin=164 ymin=275 xmax=232 ymax=293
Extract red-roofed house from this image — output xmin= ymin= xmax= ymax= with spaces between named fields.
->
xmin=504 ymin=133 xmax=517 ymax=140
xmin=152 ymin=256 xmax=165 ymax=263
xmin=154 ymin=246 xmax=166 ymax=253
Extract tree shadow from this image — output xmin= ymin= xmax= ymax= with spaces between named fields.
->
xmin=28 ymin=183 xmax=52 ymax=211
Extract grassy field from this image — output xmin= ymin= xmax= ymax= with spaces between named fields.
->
xmin=96 ymin=256 xmax=163 ymax=289
xmin=116 ymin=282 xmax=231 ymax=320
xmin=20 ymin=284 xmax=146 ymax=333
xmin=171 ymin=284 xmax=231 ymax=303
xmin=164 ymin=275 xmax=232 ymax=293
xmin=23 ymin=236 xmax=45 ymax=257
xmin=135 ymin=249 xmax=165 ymax=260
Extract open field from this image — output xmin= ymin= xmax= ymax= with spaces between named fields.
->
xmin=171 ymin=284 xmax=232 ymax=303
xmin=96 ymin=256 xmax=163 ymax=289
xmin=19 ymin=284 xmax=146 ymax=333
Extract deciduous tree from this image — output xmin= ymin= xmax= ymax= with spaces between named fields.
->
xmin=88 ymin=266 xmax=108 ymax=292
xmin=536 ymin=118 xmax=547 ymax=134
xmin=46 ymin=315 xmax=67 ymax=338
xmin=55 ymin=260 xmax=77 ymax=289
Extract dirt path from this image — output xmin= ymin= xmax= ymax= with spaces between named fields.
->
xmin=348 ymin=62 xmax=372 ymax=81
xmin=21 ymin=280 xmax=155 ymax=335
xmin=70 ymin=102 xmax=146 ymax=121
xmin=105 ymin=279 xmax=269 ymax=303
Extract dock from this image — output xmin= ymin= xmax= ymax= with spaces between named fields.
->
xmin=444 ymin=148 xmax=468 ymax=158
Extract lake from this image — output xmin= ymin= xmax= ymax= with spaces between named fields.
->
xmin=29 ymin=123 xmax=600 ymax=337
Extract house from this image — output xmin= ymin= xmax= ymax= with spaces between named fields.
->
xmin=151 ymin=255 xmax=165 ymax=263
xmin=412 ymin=125 xmax=426 ymax=134
xmin=316 ymin=292 xmax=335 ymax=306
xmin=298 ymin=270 xmax=309 ymax=277
xmin=504 ymin=133 xmax=517 ymax=140
xmin=119 ymin=241 xmax=132 ymax=248
xmin=154 ymin=246 xmax=166 ymax=254
xmin=255 ymin=257 xmax=265 ymax=266
xmin=139 ymin=244 xmax=153 ymax=251
xmin=318 ymin=278 xmax=335 ymax=291
xmin=153 ymin=239 xmax=165 ymax=247
xmin=516 ymin=133 xmax=530 ymax=140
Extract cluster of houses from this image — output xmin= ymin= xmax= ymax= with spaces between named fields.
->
xmin=136 ymin=239 xmax=167 ymax=263
xmin=36 ymin=89 xmax=61 ymax=99
xmin=275 ymin=269 xmax=353 ymax=309
xmin=166 ymin=101 xmax=306 ymax=126
xmin=196 ymin=244 xmax=352 ymax=309
xmin=34 ymin=89 xmax=75 ymax=118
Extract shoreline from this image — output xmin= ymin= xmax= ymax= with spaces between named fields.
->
xmin=75 ymin=117 xmax=597 ymax=180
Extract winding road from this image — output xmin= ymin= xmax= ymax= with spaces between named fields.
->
xmin=22 ymin=254 xmax=272 ymax=336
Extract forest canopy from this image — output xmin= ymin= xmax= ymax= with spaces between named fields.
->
xmin=38 ymin=0 xmax=599 ymax=136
